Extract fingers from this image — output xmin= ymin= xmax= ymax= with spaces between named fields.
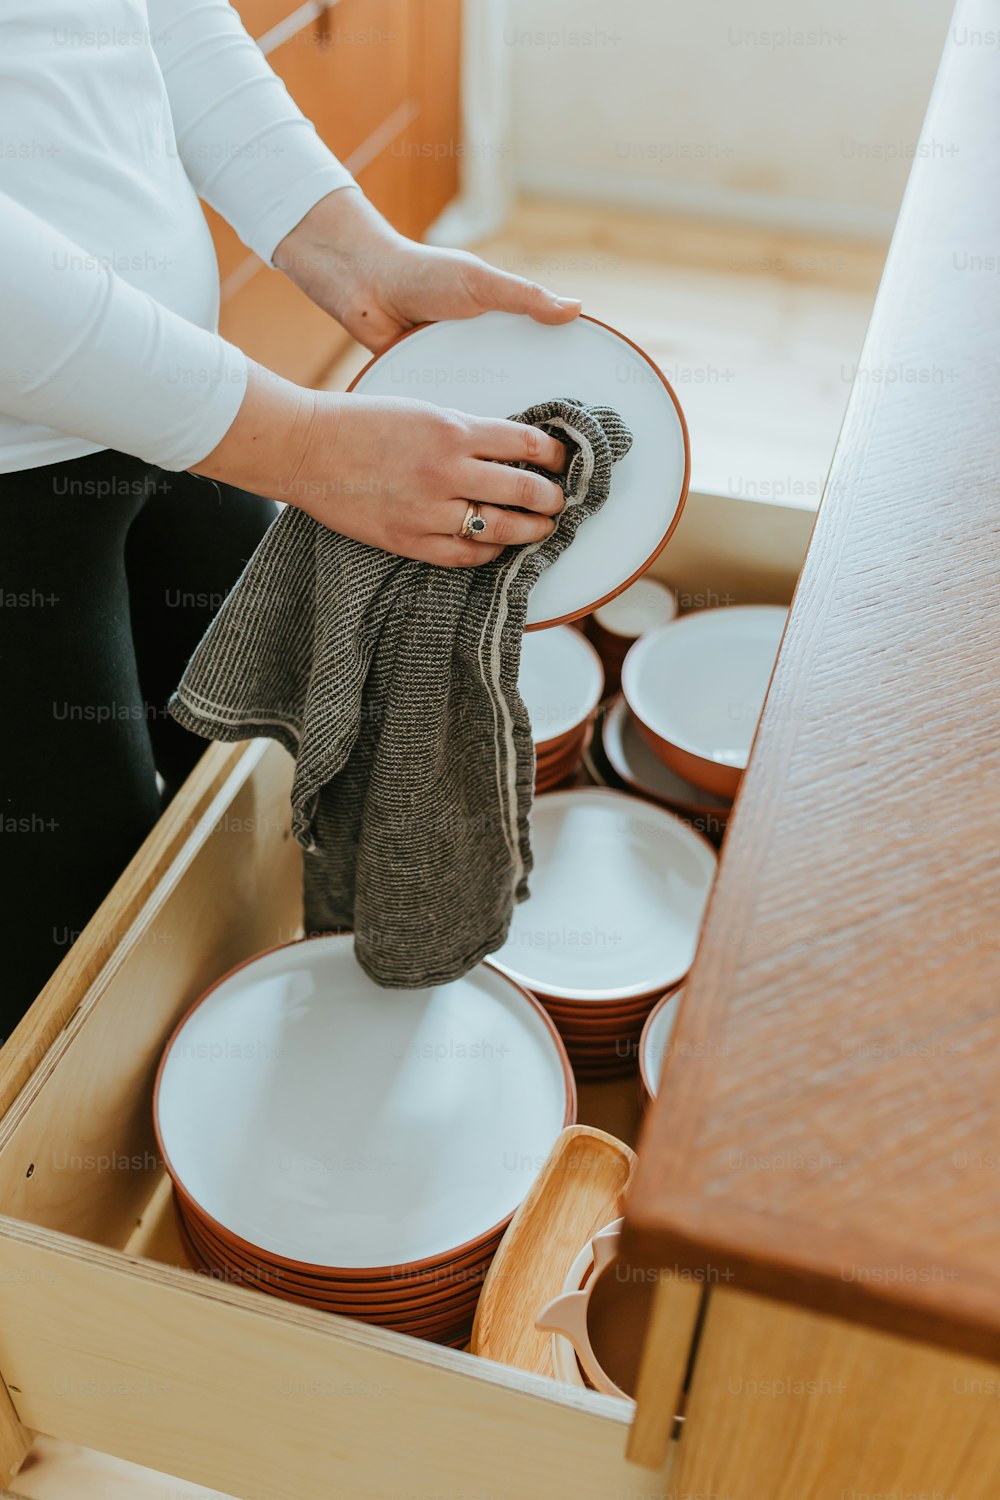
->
xmin=460 ymin=458 xmax=565 ymax=516
xmin=427 ymin=536 xmax=506 ymax=568
xmin=467 ymin=416 xmax=568 ymax=475
xmin=471 ymin=264 xmax=582 ymax=327
xmin=448 ymin=501 xmax=555 ymax=550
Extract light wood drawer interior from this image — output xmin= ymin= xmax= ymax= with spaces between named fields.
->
xmin=0 ymin=738 xmax=658 ymax=1500
xmin=2 ymin=497 xmax=999 ymax=1500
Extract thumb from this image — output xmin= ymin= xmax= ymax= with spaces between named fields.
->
xmin=478 ymin=266 xmax=582 ymax=324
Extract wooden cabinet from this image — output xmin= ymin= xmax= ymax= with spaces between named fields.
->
xmin=208 ymin=0 xmax=463 ymax=385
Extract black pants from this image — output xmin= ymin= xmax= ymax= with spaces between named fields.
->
xmin=0 ymin=448 xmax=276 ymax=1036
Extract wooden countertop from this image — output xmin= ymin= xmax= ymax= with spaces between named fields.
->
xmin=622 ymin=0 xmax=1000 ymax=1363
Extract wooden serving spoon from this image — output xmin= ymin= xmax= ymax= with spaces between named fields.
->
xmin=470 ymin=1124 xmax=636 ymax=1377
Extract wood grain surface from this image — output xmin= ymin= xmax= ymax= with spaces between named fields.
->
xmin=470 ymin=1126 xmax=637 ymax=1376
xmin=0 ymin=1218 xmax=659 ymax=1500
xmin=623 ymin=0 xmax=1000 ymax=1362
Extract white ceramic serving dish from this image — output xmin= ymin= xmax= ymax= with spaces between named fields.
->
xmin=489 ymin=789 xmax=717 ymax=1003
xmin=621 ymin=605 xmax=788 ymax=798
xmin=155 ymin=935 xmax=573 ymax=1270
xmin=602 ymin=696 xmax=731 ymax=814
xmin=519 ymin=626 xmax=604 ymax=748
xmin=348 ymin=312 xmax=689 ymax=629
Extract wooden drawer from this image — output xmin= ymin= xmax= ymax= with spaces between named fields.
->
xmin=0 ymin=492 xmax=790 ymax=1500
xmin=232 ymin=0 xmax=301 ymax=43
xmin=260 ymin=0 xmax=412 ymax=167
xmin=1 ymin=486 xmax=999 ymax=1500
xmin=401 ymin=0 xmax=463 ymax=231
xmin=0 ymin=757 xmax=659 ymax=1500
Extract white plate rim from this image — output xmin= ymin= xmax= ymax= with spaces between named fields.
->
xmin=593 ymin=578 xmax=678 ymax=638
xmin=154 ymin=936 xmax=576 ymax=1275
xmin=347 ymin=313 xmax=691 ymax=632
xmin=602 ymin=695 xmax=732 ymax=813
xmin=621 ymin=605 xmax=788 ymax=771
xmin=639 ymin=987 xmax=685 ymax=1101
xmin=489 ymin=787 xmax=717 ymax=1002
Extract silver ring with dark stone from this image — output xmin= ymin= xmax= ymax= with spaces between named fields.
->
xmin=460 ymin=502 xmax=488 ymax=539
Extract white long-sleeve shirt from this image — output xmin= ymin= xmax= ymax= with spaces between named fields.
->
xmin=0 ymin=0 xmax=355 ymax=473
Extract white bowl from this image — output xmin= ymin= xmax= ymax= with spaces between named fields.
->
xmin=155 ymin=936 xmax=573 ymax=1270
xmin=592 ymin=578 xmax=677 ymax=640
xmin=519 ymin=626 xmax=604 ymax=748
xmin=349 ymin=312 xmax=689 ymax=629
xmin=602 ymin=696 xmax=731 ymax=814
xmin=490 ymin=789 xmax=716 ymax=1002
xmin=622 ymin=605 xmax=787 ymax=798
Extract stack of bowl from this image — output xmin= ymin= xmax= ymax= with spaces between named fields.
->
xmin=490 ymin=788 xmax=716 ymax=1079
xmin=519 ymin=626 xmax=604 ymax=793
xmin=619 ymin=603 xmax=788 ymax=817
xmin=586 ymin=577 xmax=678 ymax=695
xmin=155 ymin=934 xmax=575 ymax=1345
xmin=601 ymin=695 xmax=732 ymax=843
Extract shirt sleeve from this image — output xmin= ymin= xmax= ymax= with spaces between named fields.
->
xmin=0 ymin=191 xmax=248 ymax=472
xmin=150 ymin=0 xmax=358 ymax=265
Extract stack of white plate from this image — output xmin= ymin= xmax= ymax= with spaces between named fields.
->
xmin=586 ymin=576 xmax=678 ymax=694
xmin=490 ymin=789 xmax=716 ymax=1079
xmin=519 ymin=626 xmax=604 ymax=792
xmin=155 ymin=935 xmax=575 ymax=1345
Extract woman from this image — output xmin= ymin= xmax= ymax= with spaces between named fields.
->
xmin=1 ymin=0 xmax=579 ymax=1030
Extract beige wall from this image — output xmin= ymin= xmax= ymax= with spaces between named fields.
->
xmin=505 ymin=0 xmax=954 ymax=239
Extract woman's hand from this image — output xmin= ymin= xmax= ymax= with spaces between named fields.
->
xmin=194 ymin=364 xmax=568 ymax=566
xmin=273 ymin=187 xmax=582 ymax=353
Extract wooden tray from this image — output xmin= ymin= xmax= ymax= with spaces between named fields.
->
xmin=472 ymin=1125 xmax=636 ymax=1377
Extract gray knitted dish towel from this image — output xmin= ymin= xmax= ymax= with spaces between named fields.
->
xmin=169 ymin=397 xmax=632 ymax=988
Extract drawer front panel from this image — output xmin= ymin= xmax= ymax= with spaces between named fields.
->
xmin=239 ymin=0 xmax=413 ymax=167
xmin=0 ymin=1220 xmax=666 ymax=1500
xmin=670 ymin=1287 xmax=1000 ymax=1500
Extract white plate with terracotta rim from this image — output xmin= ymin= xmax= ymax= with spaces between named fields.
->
xmin=489 ymin=788 xmax=716 ymax=1003
xmin=519 ymin=626 xmax=604 ymax=749
xmin=638 ymin=987 xmax=685 ymax=1103
xmin=347 ymin=312 xmax=690 ymax=630
xmin=622 ymin=605 xmax=788 ymax=799
xmin=602 ymin=696 xmax=732 ymax=816
xmin=154 ymin=935 xmax=575 ymax=1275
